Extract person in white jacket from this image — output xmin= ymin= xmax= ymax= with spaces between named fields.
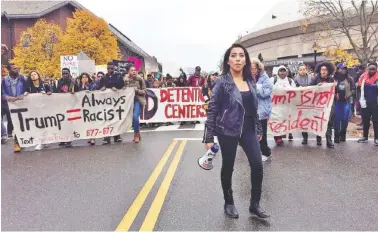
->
xmin=270 ymin=65 xmax=296 ymax=145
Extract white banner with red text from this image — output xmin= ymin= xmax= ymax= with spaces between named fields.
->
xmin=268 ymin=83 xmax=335 ymax=137
xmin=8 ymin=89 xmax=135 ymax=147
xmin=140 ymin=87 xmax=207 ymax=123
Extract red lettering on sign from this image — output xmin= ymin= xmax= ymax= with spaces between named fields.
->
xmin=160 ymin=89 xmax=174 ymax=103
xmin=164 ymin=104 xmax=207 ymax=119
xmin=160 ymin=88 xmax=205 ymax=103
xmin=268 ymin=110 xmax=327 ymax=134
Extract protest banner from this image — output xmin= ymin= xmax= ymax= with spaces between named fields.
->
xmin=140 ymin=87 xmax=207 ymax=123
xmin=8 ymin=89 xmax=135 ymax=148
xmin=268 ymin=83 xmax=335 ymax=137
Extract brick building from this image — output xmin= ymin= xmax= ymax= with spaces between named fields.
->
xmin=1 ymin=0 xmax=159 ymax=72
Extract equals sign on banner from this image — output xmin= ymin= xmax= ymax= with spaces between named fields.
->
xmin=66 ymin=108 xmax=82 ymax=121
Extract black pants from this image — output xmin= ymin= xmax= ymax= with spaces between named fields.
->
xmin=361 ymin=102 xmax=378 ymax=139
xmin=259 ymin=119 xmax=271 ymax=157
xmin=1 ymin=109 xmax=13 ymax=136
xmin=218 ymin=116 xmax=263 ymax=203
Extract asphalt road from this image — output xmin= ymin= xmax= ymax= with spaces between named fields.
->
xmin=1 ymin=127 xmax=378 ymax=231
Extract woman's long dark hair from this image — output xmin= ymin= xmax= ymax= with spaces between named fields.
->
xmin=222 ymin=43 xmax=253 ymax=82
xmin=79 ymin=72 xmax=92 ymax=84
xmin=27 ymin=71 xmax=43 ymax=86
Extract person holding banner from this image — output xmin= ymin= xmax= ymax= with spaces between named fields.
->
xmin=311 ymin=62 xmax=336 ymax=148
xmin=24 ymin=71 xmax=53 ymax=150
xmin=251 ymin=59 xmax=273 ymax=162
xmin=55 ymin=68 xmax=77 ymax=147
xmin=271 ymin=65 xmax=296 ymax=145
xmin=77 ymin=72 xmax=97 ymax=146
xmin=99 ymin=62 xmax=125 ymax=145
xmin=204 ymin=44 xmax=269 ymax=219
xmin=294 ymin=64 xmax=313 ymax=145
xmin=123 ymin=64 xmax=146 ymax=143
xmin=356 ymin=62 xmax=378 ymax=146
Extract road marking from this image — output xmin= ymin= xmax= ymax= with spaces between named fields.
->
xmin=115 ymin=140 xmax=178 ymax=232
xmin=139 ymin=140 xmax=187 ymax=231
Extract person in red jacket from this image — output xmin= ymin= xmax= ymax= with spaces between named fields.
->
xmin=187 ymin=66 xmax=205 ymax=87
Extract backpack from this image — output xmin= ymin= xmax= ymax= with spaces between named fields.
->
xmin=274 ymin=76 xmax=293 ymax=86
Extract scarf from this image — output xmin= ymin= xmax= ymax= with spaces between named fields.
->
xmin=357 ymin=71 xmax=378 ymax=86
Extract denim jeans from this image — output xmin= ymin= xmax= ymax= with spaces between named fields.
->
xmin=133 ymin=101 xmax=141 ymax=133
xmin=334 ymin=101 xmax=351 ymax=135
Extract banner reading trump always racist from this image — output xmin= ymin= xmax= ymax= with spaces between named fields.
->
xmin=8 ymin=89 xmax=135 ymax=147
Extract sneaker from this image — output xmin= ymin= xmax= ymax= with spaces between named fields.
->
xmin=14 ymin=143 xmax=21 ymax=153
xmin=288 ymin=134 xmax=293 ymax=141
xmin=89 ymin=139 xmax=95 ymax=146
xmin=8 ymin=134 xmax=13 ymax=138
xmin=103 ymin=139 xmax=111 ymax=145
xmin=358 ymin=137 xmax=368 ymax=143
xmin=59 ymin=142 xmax=66 ymax=146
xmin=374 ymin=139 xmax=378 ymax=146
xmin=262 ymin=155 xmax=271 ymax=162
xmin=275 ymin=139 xmax=283 ymax=145
xmin=35 ymin=144 xmax=44 ymax=151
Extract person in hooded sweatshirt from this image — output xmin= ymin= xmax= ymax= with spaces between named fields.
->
xmin=310 ymin=62 xmax=336 ymax=149
xmin=251 ymin=59 xmax=272 ymax=161
xmin=24 ymin=71 xmax=52 ymax=151
xmin=333 ymin=63 xmax=355 ymax=143
xmin=294 ymin=64 xmax=313 ymax=145
xmin=270 ymin=65 xmax=296 ymax=145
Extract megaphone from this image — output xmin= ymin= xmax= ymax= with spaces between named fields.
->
xmin=198 ymin=144 xmax=220 ymax=170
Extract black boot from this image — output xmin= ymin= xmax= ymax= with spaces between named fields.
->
xmin=302 ymin=133 xmax=308 ymax=145
xmin=249 ymin=201 xmax=270 ymax=219
xmin=334 ymin=133 xmax=340 ymax=144
xmin=340 ymin=129 xmax=347 ymax=142
xmin=326 ymin=135 xmax=334 ymax=148
xmin=223 ymin=189 xmax=239 ymax=218
xmin=316 ymin=136 xmax=322 ymax=146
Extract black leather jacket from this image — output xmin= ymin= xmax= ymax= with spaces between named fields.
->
xmin=203 ymin=73 xmax=263 ymax=143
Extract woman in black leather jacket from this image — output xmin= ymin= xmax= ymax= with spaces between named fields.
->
xmin=203 ymin=44 xmax=269 ymax=219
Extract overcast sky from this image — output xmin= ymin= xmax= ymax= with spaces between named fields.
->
xmin=77 ymin=0 xmax=287 ymax=72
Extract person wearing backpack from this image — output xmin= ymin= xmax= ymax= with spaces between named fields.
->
xmin=270 ymin=65 xmax=296 ymax=145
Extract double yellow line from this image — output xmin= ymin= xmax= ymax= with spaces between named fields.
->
xmin=115 ymin=140 xmax=187 ymax=231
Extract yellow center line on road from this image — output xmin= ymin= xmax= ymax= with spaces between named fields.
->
xmin=115 ymin=140 xmax=178 ymax=232
xmin=139 ymin=140 xmax=187 ymax=231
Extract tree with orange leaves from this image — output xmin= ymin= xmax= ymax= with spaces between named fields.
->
xmin=58 ymin=9 xmax=121 ymax=64
xmin=11 ymin=19 xmax=63 ymax=77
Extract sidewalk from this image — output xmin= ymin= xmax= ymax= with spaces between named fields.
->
xmin=347 ymin=115 xmax=374 ymax=138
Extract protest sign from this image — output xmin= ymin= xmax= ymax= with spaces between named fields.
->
xmin=60 ymin=55 xmax=79 ymax=78
xmin=140 ymin=87 xmax=207 ymax=123
xmin=268 ymin=83 xmax=335 ymax=137
xmin=8 ymin=89 xmax=135 ymax=147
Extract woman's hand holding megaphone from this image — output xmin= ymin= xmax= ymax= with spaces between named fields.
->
xmin=205 ymin=143 xmax=214 ymax=150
